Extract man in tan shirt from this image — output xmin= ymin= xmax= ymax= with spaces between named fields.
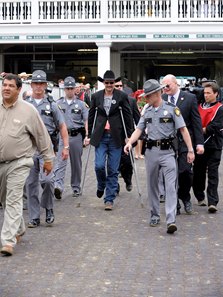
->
xmin=0 ymin=73 xmax=54 ymax=256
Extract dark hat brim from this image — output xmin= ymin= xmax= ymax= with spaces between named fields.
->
xmin=139 ymin=85 xmax=165 ymax=97
xmin=97 ymin=76 xmax=122 ymax=83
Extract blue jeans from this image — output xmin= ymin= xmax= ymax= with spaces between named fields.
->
xmin=95 ymin=133 xmax=122 ymax=204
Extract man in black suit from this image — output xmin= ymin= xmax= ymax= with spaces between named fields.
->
xmin=86 ymin=71 xmax=133 ymax=210
xmin=114 ymin=79 xmax=140 ymax=192
xmin=162 ymin=74 xmax=204 ymax=214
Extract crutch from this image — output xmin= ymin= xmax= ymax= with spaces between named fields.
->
xmin=78 ymin=107 xmax=98 ymax=206
xmin=119 ymin=106 xmax=144 ymax=207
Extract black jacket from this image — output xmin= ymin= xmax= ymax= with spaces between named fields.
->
xmin=162 ymin=90 xmax=204 ymax=152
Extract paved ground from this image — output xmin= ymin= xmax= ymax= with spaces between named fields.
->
xmin=1 ymin=147 xmax=223 ymax=297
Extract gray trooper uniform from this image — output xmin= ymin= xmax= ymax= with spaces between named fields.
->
xmin=54 ymin=97 xmax=88 ymax=196
xmin=137 ymin=100 xmax=186 ymax=225
xmin=25 ymin=95 xmax=65 ymax=222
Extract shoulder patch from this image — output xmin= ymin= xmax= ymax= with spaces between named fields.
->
xmin=174 ymin=107 xmax=181 ymax=116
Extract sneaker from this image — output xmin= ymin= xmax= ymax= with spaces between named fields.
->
xmin=167 ymin=223 xmax=177 ymax=234
xmin=160 ymin=195 xmax=165 ymax=203
xmin=97 ymin=189 xmax=104 ymax=198
xmin=149 ymin=217 xmax=160 ymax=227
xmin=46 ymin=209 xmax=55 ymax=225
xmin=184 ymin=201 xmax=193 ymax=214
xmin=198 ymin=199 xmax=207 ymax=206
xmin=72 ymin=190 xmax=80 ymax=197
xmin=28 ymin=218 xmax=40 ymax=228
xmin=104 ymin=201 xmax=113 ymax=211
xmin=54 ymin=188 xmax=62 ymax=200
xmin=208 ymin=205 xmax=218 ymax=213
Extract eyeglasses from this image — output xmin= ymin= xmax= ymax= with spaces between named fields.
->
xmin=114 ymin=84 xmax=123 ymax=87
xmin=104 ymin=81 xmax=115 ymax=85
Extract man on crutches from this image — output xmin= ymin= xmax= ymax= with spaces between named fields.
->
xmin=85 ymin=70 xmax=133 ymax=211
xmin=124 ymin=79 xmax=195 ymax=234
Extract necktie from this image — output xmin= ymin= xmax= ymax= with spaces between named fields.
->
xmin=170 ymin=96 xmax=175 ymax=105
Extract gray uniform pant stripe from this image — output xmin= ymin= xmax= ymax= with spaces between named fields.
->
xmin=145 ymin=147 xmax=177 ymax=224
xmin=26 ymin=154 xmax=55 ymax=221
xmin=0 ymin=157 xmax=33 ymax=247
xmin=54 ymin=133 xmax=83 ymax=192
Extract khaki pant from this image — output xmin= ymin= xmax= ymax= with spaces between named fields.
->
xmin=0 ymin=157 xmax=33 ymax=247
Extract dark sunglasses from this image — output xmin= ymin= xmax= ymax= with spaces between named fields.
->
xmin=115 ymin=84 xmax=123 ymax=87
xmin=104 ymin=81 xmax=115 ymax=85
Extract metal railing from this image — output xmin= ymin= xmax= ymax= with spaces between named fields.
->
xmin=0 ymin=0 xmax=222 ymax=24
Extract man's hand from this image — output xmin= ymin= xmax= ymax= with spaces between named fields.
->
xmin=43 ymin=161 xmax=53 ymax=175
xmin=124 ymin=142 xmax=132 ymax=155
xmin=187 ymin=151 xmax=195 ymax=164
xmin=84 ymin=137 xmax=90 ymax=146
xmin=62 ymin=148 xmax=69 ymax=160
xmin=196 ymin=145 xmax=204 ymax=155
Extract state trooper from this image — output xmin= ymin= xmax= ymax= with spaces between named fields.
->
xmin=54 ymin=76 xmax=89 ymax=199
xmin=25 ymin=70 xmax=69 ymax=228
xmin=124 ymin=79 xmax=195 ymax=234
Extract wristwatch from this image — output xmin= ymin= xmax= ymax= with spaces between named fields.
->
xmin=64 ymin=146 xmax=70 ymax=150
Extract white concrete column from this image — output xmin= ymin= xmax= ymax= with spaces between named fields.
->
xmin=111 ymin=52 xmax=121 ymax=77
xmin=0 ymin=54 xmax=4 ymax=73
xmin=96 ymin=42 xmax=112 ymax=90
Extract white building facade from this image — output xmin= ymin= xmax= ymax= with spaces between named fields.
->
xmin=0 ymin=0 xmax=223 ymax=87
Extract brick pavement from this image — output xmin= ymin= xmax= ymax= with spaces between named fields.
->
xmin=1 ymin=147 xmax=223 ymax=297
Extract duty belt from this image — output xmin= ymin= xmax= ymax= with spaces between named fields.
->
xmin=68 ymin=127 xmax=84 ymax=137
xmin=146 ymin=138 xmax=173 ymax=150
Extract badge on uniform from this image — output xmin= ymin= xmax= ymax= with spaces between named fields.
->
xmin=75 ymin=104 xmax=79 ymax=108
xmin=163 ymin=110 xmax=168 ymax=116
xmin=46 ymin=104 xmax=50 ymax=110
xmin=174 ymin=107 xmax=181 ymax=116
xmin=112 ymin=100 xmax=116 ymax=104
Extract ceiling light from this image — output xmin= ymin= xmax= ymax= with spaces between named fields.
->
xmin=160 ymin=51 xmax=194 ymax=54
xmin=77 ymin=49 xmax=98 ymax=52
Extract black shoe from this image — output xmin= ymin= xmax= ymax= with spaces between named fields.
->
xmin=54 ymin=188 xmax=62 ymax=200
xmin=160 ymin=195 xmax=165 ymax=203
xmin=46 ymin=209 xmax=54 ymax=225
xmin=28 ymin=218 xmax=40 ymax=228
xmin=97 ymin=189 xmax=104 ymax=198
xmin=167 ymin=223 xmax=177 ymax=234
xmin=184 ymin=201 xmax=193 ymax=214
xmin=208 ymin=205 xmax=218 ymax=213
xmin=72 ymin=190 xmax=80 ymax=197
xmin=126 ymin=183 xmax=132 ymax=192
xmin=176 ymin=208 xmax=181 ymax=215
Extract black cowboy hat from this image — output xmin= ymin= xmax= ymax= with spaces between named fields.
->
xmin=97 ymin=70 xmax=121 ymax=83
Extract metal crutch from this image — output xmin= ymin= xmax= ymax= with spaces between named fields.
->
xmin=119 ymin=106 xmax=144 ymax=207
xmin=78 ymin=107 xmax=98 ymax=207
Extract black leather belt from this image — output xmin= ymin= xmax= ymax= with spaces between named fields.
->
xmin=68 ymin=128 xmax=81 ymax=137
xmin=146 ymin=139 xmax=173 ymax=150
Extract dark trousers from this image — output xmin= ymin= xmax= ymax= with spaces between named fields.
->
xmin=177 ymin=151 xmax=193 ymax=204
xmin=193 ymin=148 xmax=222 ymax=206
xmin=119 ymin=149 xmax=133 ymax=186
